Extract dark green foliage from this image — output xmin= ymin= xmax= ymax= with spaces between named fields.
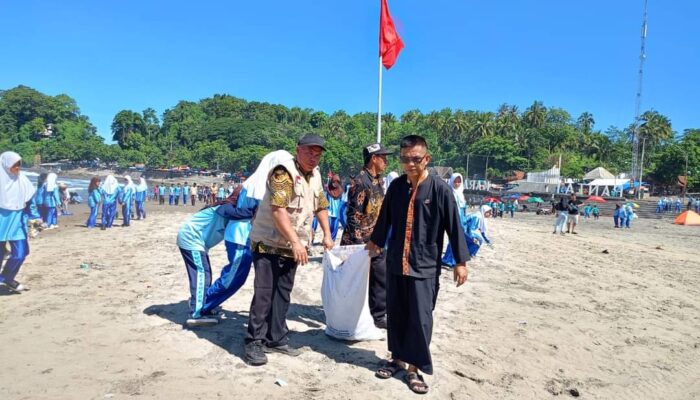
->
xmin=1 ymin=85 xmax=698 ymax=189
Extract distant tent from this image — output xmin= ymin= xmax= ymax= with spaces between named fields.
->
xmin=429 ymin=166 xmax=453 ymax=180
xmin=674 ymin=211 xmax=700 ymax=226
xmin=584 ymin=167 xmax=615 ymax=180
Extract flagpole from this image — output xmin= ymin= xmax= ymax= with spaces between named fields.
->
xmin=377 ymin=55 xmax=383 ymax=143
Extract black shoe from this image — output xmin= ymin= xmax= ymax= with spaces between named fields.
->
xmin=263 ymin=343 xmax=301 ymax=357
xmin=244 ymin=341 xmax=268 ymax=366
xmin=374 ymin=316 xmax=388 ymax=330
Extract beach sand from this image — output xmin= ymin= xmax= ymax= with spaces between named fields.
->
xmin=1 ymin=203 xmax=698 ymax=399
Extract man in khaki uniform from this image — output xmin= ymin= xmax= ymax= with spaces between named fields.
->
xmin=244 ymin=134 xmax=334 ymax=366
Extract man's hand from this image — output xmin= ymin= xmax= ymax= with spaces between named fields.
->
xmin=291 ymin=241 xmax=308 ymax=265
xmin=454 ymin=263 xmax=468 ymax=287
xmin=365 ymin=241 xmax=382 ymax=257
xmin=322 ymin=235 xmax=334 ymax=250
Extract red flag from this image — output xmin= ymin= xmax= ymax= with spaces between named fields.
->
xmin=379 ymin=0 xmax=404 ymax=69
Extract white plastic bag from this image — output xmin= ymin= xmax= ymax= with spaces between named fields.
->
xmin=321 ymin=245 xmax=384 ymax=341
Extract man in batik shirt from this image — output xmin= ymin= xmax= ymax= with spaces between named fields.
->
xmin=341 ymin=142 xmax=393 ymax=329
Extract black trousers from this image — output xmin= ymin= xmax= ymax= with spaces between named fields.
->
xmin=369 ymin=252 xmax=387 ymax=321
xmin=245 ymin=252 xmax=297 ymax=346
xmin=387 ymin=273 xmax=439 ymax=375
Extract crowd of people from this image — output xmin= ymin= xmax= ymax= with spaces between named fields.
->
xmin=4 ymin=134 xmax=693 ymax=395
xmin=657 ymin=196 xmax=700 ymax=214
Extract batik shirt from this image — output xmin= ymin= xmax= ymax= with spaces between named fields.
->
xmin=341 ymin=168 xmax=385 ymax=245
xmin=254 ymin=160 xmax=328 ymax=258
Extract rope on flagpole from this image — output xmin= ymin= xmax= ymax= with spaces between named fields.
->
xmin=377 ymin=56 xmax=383 ymax=144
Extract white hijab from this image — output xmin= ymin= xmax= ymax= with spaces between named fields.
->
xmin=124 ymin=175 xmax=136 ymax=192
xmin=243 ymin=150 xmax=294 ymax=200
xmin=136 ymin=177 xmax=148 ymax=192
xmin=0 ymin=151 xmax=36 ymax=211
xmin=46 ymin=172 xmax=58 ymax=192
xmin=384 ymin=171 xmax=399 ymax=194
xmin=478 ymin=205 xmax=492 ymax=233
xmin=448 ymin=173 xmax=466 ymax=206
xmin=102 ymin=175 xmax=119 ymax=195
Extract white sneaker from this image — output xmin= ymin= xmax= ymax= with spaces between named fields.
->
xmin=185 ymin=316 xmax=219 ymax=327
xmin=2 ymin=280 xmax=28 ymax=292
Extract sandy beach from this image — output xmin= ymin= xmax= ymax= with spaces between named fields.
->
xmin=1 ymin=202 xmax=698 ymax=400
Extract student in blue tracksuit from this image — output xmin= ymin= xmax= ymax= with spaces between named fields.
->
xmin=441 ymin=173 xmax=467 ymax=265
xmin=158 ymin=184 xmax=166 ymax=205
xmin=312 ymin=174 xmax=345 ymax=241
xmin=0 ymin=152 xmax=41 ymax=293
xmin=174 ymin=184 xmax=181 ymax=206
xmin=443 ymin=204 xmax=491 ymax=265
xmin=176 ymin=191 xmax=256 ymax=327
xmin=134 ymin=177 xmax=148 ymax=220
xmin=216 ymin=185 xmax=225 ymax=201
xmin=120 ymin=175 xmax=136 ymax=227
xmin=182 ymin=182 xmax=190 ymax=206
xmin=613 ymin=204 xmax=621 ymax=228
xmin=203 ymin=186 xmax=259 ymax=316
xmin=42 ymin=172 xmax=61 ymax=229
xmin=168 ymin=184 xmax=175 ymax=205
xmin=35 ymin=172 xmax=47 ymax=222
xmin=100 ymin=175 xmax=121 ymax=230
xmin=86 ymin=177 xmax=101 ymax=228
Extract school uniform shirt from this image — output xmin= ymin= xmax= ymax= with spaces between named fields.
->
xmin=183 ymin=186 xmax=190 ymax=197
xmin=159 ymin=186 xmax=166 ymax=196
xmin=43 ymin=187 xmax=61 ymax=208
xmin=135 ymin=189 xmax=147 ymax=202
xmin=101 ymin=186 xmax=122 ymax=204
xmin=224 ymin=188 xmax=259 ymax=246
xmin=177 ymin=204 xmax=255 ymax=252
xmin=88 ymin=190 xmax=101 ymax=208
xmin=0 ymin=198 xmax=40 ymax=242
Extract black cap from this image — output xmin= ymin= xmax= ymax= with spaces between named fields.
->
xmin=363 ymin=143 xmax=393 ymax=161
xmin=297 ymin=134 xmax=326 ymax=150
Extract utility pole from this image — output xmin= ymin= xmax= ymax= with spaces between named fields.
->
xmin=465 ymin=153 xmax=470 ymax=181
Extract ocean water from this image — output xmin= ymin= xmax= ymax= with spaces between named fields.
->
xmin=22 ymin=171 xmax=90 ymax=196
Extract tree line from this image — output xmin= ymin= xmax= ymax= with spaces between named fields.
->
xmin=1 ymin=85 xmax=698 ymax=190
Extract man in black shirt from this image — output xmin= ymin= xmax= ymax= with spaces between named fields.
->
xmin=367 ymin=135 xmax=469 ymax=395
xmin=567 ymin=194 xmax=582 ymax=234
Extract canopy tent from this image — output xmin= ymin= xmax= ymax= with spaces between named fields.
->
xmin=584 ymin=167 xmax=615 ymax=180
xmin=587 ymin=196 xmax=607 ymax=203
xmin=526 ymin=197 xmax=544 ymax=203
xmin=484 ymin=197 xmax=501 ymax=203
xmin=674 ymin=211 xmax=700 ymax=226
xmin=621 ymin=181 xmax=648 ymax=190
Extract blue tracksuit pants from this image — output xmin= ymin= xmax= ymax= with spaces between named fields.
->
xmin=0 ymin=240 xmax=29 ymax=285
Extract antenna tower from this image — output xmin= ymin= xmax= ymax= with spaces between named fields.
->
xmin=631 ymin=0 xmax=648 ymax=193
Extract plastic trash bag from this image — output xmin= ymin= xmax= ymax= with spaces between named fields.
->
xmin=321 ymin=245 xmax=384 ymax=341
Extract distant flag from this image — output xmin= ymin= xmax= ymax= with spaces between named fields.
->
xmin=379 ymin=0 xmax=404 ymax=69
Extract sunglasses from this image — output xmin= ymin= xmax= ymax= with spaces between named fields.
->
xmin=399 ymin=154 xmax=427 ymax=164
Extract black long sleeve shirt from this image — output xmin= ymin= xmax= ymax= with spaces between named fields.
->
xmin=370 ymin=174 xmax=470 ymax=278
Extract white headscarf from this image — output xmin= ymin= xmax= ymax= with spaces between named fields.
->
xmin=383 ymin=171 xmax=399 ymax=194
xmin=243 ymin=150 xmax=294 ymax=200
xmin=136 ymin=176 xmax=148 ymax=192
xmin=102 ymin=175 xmax=119 ymax=195
xmin=46 ymin=172 xmax=58 ymax=192
xmin=124 ymin=175 xmax=136 ymax=192
xmin=448 ymin=173 xmax=466 ymax=206
xmin=478 ymin=205 xmax=492 ymax=233
xmin=0 ymin=151 xmax=36 ymax=211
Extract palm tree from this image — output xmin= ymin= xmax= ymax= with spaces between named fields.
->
xmin=523 ymin=101 xmax=546 ymax=129
xmin=576 ymin=112 xmax=595 ymax=135
xmin=639 ymin=110 xmax=673 ymax=148
xmin=471 ymin=112 xmax=495 ymax=138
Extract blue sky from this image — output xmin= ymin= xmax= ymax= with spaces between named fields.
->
xmin=2 ymin=1 xmax=698 ymax=142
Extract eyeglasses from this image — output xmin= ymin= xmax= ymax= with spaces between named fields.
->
xmin=399 ymin=154 xmax=427 ymax=164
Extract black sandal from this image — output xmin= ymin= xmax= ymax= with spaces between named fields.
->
xmin=404 ymin=371 xmax=429 ymax=394
xmin=375 ymin=360 xmax=403 ymax=379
